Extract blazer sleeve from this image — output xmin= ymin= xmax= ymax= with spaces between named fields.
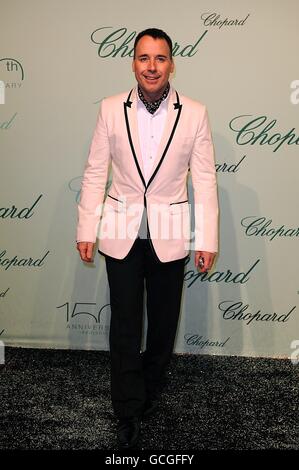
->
xmin=76 ymin=99 xmax=111 ymax=243
xmin=189 ymin=105 xmax=219 ymax=253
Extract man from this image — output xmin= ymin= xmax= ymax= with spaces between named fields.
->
xmin=76 ymin=28 xmax=218 ymax=449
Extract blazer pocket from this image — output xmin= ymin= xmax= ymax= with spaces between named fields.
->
xmin=104 ymin=194 xmax=126 ymax=212
xmin=167 ymin=201 xmax=191 ymax=240
xmin=169 ymin=201 xmax=189 ymax=214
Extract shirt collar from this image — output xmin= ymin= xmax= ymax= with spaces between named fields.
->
xmin=136 ymin=82 xmax=171 ymax=116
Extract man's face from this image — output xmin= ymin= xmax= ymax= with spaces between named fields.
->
xmin=132 ymin=35 xmax=174 ymax=101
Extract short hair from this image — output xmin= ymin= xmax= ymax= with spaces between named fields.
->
xmin=134 ymin=28 xmax=173 ymax=59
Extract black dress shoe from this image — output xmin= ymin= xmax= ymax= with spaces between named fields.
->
xmin=117 ymin=416 xmax=141 ymax=449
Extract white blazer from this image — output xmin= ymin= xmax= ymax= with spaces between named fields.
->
xmin=77 ymin=86 xmax=219 ymax=262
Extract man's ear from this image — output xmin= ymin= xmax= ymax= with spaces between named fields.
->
xmin=170 ymin=59 xmax=175 ymax=74
xmin=132 ymin=60 xmax=135 ymax=73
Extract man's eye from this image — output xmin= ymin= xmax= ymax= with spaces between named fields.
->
xmin=140 ymin=58 xmax=147 ymax=62
xmin=157 ymin=57 xmax=166 ymax=62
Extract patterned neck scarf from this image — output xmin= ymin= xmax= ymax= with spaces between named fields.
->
xmin=138 ymin=82 xmax=170 ymax=114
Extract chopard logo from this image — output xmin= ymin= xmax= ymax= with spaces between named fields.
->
xmin=201 ymin=12 xmax=250 ymax=29
xmin=219 ymin=301 xmax=296 ymax=325
xmin=184 ymin=334 xmax=230 ymax=349
xmin=90 ymin=27 xmax=208 ymax=58
xmin=0 ymin=250 xmax=50 ymax=271
xmin=184 ymin=258 xmax=260 ymax=288
xmin=241 ymin=216 xmax=299 ymax=241
xmin=0 ymin=195 xmax=43 ymax=219
xmin=229 ymin=115 xmax=299 ymax=153
xmin=215 ymin=155 xmax=246 ymax=173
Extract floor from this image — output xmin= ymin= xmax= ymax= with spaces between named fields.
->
xmin=0 ymin=347 xmax=298 ymax=450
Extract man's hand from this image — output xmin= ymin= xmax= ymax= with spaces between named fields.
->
xmin=77 ymin=241 xmax=95 ymax=263
xmin=195 ymin=251 xmax=216 ymax=273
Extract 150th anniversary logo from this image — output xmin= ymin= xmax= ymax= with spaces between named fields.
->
xmin=56 ymin=301 xmax=111 ymax=338
xmin=0 ymin=57 xmax=24 ymax=131
xmin=0 ymin=57 xmax=24 ymax=107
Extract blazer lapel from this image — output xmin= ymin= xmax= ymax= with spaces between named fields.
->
xmin=123 ymin=88 xmax=146 ymax=188
xmin=147 ymin=87 xmax=182 ymax=188
xmin=123 ymin=86 xmax=182 ymax=189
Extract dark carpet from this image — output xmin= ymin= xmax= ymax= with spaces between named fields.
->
xmin=0 ymin=347 xmax=298 ymax=450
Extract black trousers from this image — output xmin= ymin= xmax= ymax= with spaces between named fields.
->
xmin=105 ymin=237 xmax=186 ymax=418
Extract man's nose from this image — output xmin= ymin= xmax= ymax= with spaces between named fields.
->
xmin=147 ymin=59 xmax=156 ymax=72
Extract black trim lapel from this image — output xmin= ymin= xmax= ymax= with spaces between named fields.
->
xmin=123 ymin=89 xmax=182 ymax=190
xmin=124 ymin=89 xmax=146 ymax=188
xmin=147 ymin=92 xmax=182 ymax=188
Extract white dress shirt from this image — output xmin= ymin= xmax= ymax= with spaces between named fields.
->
xmin=137 ymin=91 xmax=169 ymax=183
